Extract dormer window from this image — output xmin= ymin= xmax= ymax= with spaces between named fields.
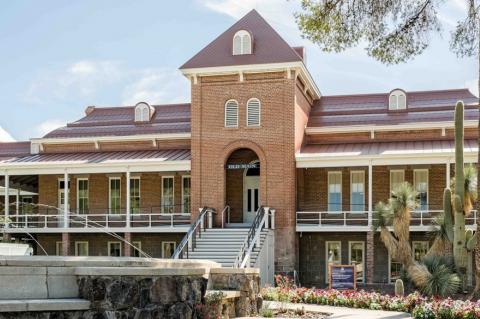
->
xmin=389 ymin=89 xmax=407 ymax=110
xmin=134 ymin=102 xmax=155 ymax=122
xmin=233 ymin=30 xmax=252 ymax=55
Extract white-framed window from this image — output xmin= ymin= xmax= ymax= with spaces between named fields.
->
xmin=390 ymin=170 xmax=405 ymax=195
xmin=21 ymin=196 xmax=33 ymax=214
xmin=161 ymin=176 xmax=174 ymax=214
xmin=388 ymin=252 xmax=402 ymax=283
xmin=109 ymin=177 xmax=121 ymax=214
xmin=233 ymin=30 xmax=252 ymax=55
xmin=55 ymin=241 xmax=63 ymax=256
xmin=130 ymin=177 xmax=141 ymax=214
xmin=182 ymin=176 xmax=191 ymax=214
xmin=134 ymin=102 xmax=153 ymax=122
xmin=75 ymin=241 xmax=89 ymax=256
xmin=162 ymin=241 xmax=176 ymax=258
xmin=389 ymin=89 xmax=407 ymax=110
xmin=77 ymin=178 xmax=89 ymax=214
xmin=132 ymin=241 xmax=142 ymax=258
xmin=349 ymin=241 xmax=365 ymax=283
xmin=246 ymin=98 xmax=261 ymax=127
xmin=58 ymin=178 xmax=70 ymax=211
xmin=414 ymin=169 xmax=428 ymax=211
xmin=326 ymin=241 xmax=342 ymax=283
xmin=225 ymin=99 xmax=239 ymax=128
xmin=328 ymin=172 xmax=342 ymax=212
xmin=350 ymin=171 xmax=365 ymax=212
xmin=412 ymin=241 xmax=429 ymax=261
xmin=108 ymin=241 xmax=122 ymax=257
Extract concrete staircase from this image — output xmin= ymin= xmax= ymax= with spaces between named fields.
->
xmin=186 ymin=228 xmax=269 ymax=267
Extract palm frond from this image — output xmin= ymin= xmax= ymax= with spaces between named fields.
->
xmin=463 ymin=164 xmax=477 ymax=215
xmin=372 ymin=201 xmax=393 ymax=231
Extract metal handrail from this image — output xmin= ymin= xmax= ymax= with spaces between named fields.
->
xmin=172 ymin=207 xmax=214 ymax=259
xmin=233 ymin=206 xmax=266 ymax=268
xmin=221 ymin=205 xmax=230 ymax=228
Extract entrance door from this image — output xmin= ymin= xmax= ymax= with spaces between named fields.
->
xmin=243 ymin=176 xmax=259 ymax=223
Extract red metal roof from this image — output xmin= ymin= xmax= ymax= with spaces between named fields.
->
xmin=308 ymin=89 xmax=479 ymax=128
xmin=44 ymin=103 xmax=191 ymax=138
xmin=300 ymin=139 xmax=478 ymax=157
xmin=0 ymin=142 xmax=31 ymax=159
xmin=180 ymin=9 xmax=302 ymax=69
xmin=3 ymin=149 xmax=190 ymax=164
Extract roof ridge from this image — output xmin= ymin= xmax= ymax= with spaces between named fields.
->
xmin=322 ymin=88 xmax=474 ymax=99
xmin=86 ymin=103 xmax=191 ymax=111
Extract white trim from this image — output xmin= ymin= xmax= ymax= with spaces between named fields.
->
xmin=181 ymin=175 xmax=191 ymax=214
xmin=305 ymin=120 xmax=478 ymax=135
xmin=325 ymin=241 xmax=341 ymax=283
xmin=225 ymin=99 xmax=239 ymax=128
xmin=0 ymin=160 xmax=191 ymax=176
xmin=180 ymin=61 xmax=321 ymax=99
xmin=414 ymin=169 xmax=429 ymax=210
xmin=161 ymin=176 xmax=175 ymax=213
xmin=30 ymin=133 xmax=191 ymax=154
xmin=350 ymin=170 xmax=365 ymax=212
xmin=76 ymin=178 xmax=89 ymax=214
xmin=129 ymin=176 xmax=141 ymax=214
xmin=233 ymin=30 xmax=252 ymax=55
xmin=327 ymin=171 xmax=342 ymax=212
xmin=162 ymin=241 xmax=177 ymax=258
xmin=348 ymin=241 xmax=365 ymax=283
xmin=109 ymin=177 xmax=122 ymax=215
xmin=75 ymin=241 xmax=89 ymax=256
xmin=55 ymin=241 xmax=63 ymax=256
xmin=108 ymin=241 xmax=122 ymax=257
xmin=389 ymin=169 xmax=405 ymax=194
xmin=132 ymin=241 xmax=142 ymax=257
xmin=246 ymin=98 xmax=261 ymax=127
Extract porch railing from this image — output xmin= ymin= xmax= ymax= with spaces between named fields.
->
xmin=296 ymin=210 xmax=478 ymax=229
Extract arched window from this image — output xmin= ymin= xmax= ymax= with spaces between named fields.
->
xmin=135 ymin=102 xmax=154 ymax=122
xmin=225 ymin=100 xmax=239 ymax=127
xmin=246 ymin=98 xmax=261 ymax=127
xmin=389 ymin=90 xmax=407 ymax=110
xmin=233 ymin=30 xmax=252 ymax=55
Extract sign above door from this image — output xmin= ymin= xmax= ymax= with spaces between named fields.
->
xmin=225 ymin=163 xmax=259 ymax=170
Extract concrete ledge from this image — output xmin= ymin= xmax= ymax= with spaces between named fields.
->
xmin=206 ymin=290 xmax=241 ymax=299
xmin=74 ymin=267 xmax=209 ymax=276
xmin=0 ymin=266 xmax=47 ymax=275
xmin=0 ymin=299 xmax=91 ymax=312
xmin=210 ymin=268 xmax=260 ymax=275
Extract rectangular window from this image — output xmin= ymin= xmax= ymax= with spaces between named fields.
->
xmin=108 ymin=241 xmax=122 ymax=257
xmin=162 ymin=241 xmax=176 ymax=258
xmin=21 ymin=196 xmax=33 ymax=214
xmin=326 ymin=241 xmax=341 ymax=283
xmin=349 ymin=241 xmax=365 ymax=283
xmin=55 ymin=241 xmax=63 ymax=256
xmin=350 ymin=171 xmax=365 ymax=212
xmin=328 ymin=172 xmax=342 ymax=212
xmin=130 ymin=178 xmax=140 ymax=214
xmin=412 ymin=241 xmax=429 ymax=261
xmin=389 ymin=253 xmax=402 ymax=283
xmin=132 ymin=241 xmax=142 ymax=258
xmin=182 ymin=176 xmax=191 ymax=214
xmin=390 ymin=170 xmax=405 ymax=195
xmin=414 ymin=169 xmax=428 ymax=211
xmin=58 ymin=179 xmax=70 ymax=210
xmin=109 ymin=178 xmax=121 ymax=214
xmin=75 ymin=241 xmax=89 ymax=256
xmin=162 ymin=177 xmax=174 ymax=214
xmin=77 ymin=178 xmax=89 ymax=214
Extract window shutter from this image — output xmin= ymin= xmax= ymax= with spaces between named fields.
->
xmin=225 ymin=100 xmax=238 ymax=127
xmin=233 ymin=35 xmax=242 ymax=55
xmin=247 ymin=99 xmax=260 ymax=126
xmin=397 ymin=94 xmax=406 ymax=109
xmin=242 ymin=35 xmax=251 ymax=54
xmin=389 ymin=95 xmax=397 ymax=110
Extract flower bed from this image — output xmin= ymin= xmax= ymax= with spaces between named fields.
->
xmin=262 ymin=286 xmax=480 ymax=319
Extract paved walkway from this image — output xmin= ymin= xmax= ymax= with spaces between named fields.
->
xmin=247 ymin=301 xmax=413 ymax=319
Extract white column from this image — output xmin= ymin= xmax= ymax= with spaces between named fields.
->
xmin=64 ymin=171 xmax=69 ymax=228
xmin=368 ymin=161 xmax=373 ymax=226
xmin=4 ymin=172 xmax=9 ymax=228
xmin=126 ymin=169 xmax=131 ymax=228
xmin=446 ymin=159 xmax=451 ymax=189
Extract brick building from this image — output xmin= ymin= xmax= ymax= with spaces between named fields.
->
xmin=0 ymin=10 xmax=478 ymax=287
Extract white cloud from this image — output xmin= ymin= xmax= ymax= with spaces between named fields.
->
xmin=0 ymin=127 xmax=15 ymax=142
xmin=69 ymin=61 xmax=98 ymax=76
xmin=466 ymin=79 xmax=479 ymax=97
xmin=36 ymin=119 xmax=66 ymax=137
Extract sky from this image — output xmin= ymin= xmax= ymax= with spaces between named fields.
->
xmin=0 ymin=0 xmax=478 ymax=141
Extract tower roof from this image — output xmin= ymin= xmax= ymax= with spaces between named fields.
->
xmin=180 ymin=9 xmax=302 ymax=69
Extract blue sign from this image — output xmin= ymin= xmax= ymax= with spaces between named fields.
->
xmin=329 ymin=265 xmax=356 ymax=290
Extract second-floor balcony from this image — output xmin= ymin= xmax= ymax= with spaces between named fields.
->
xmin=296 ymin=210 xmax=478 ymax=232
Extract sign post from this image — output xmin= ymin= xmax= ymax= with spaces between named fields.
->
xmin=329 ymin=264 xmax=356 ymax=290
